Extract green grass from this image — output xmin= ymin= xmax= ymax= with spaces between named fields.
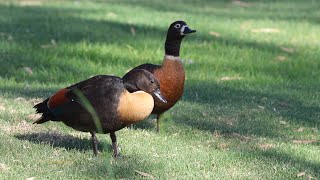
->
xmin=0 ymin=0 xmax=319 ymax=179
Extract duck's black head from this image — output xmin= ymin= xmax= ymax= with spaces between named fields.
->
xmin=165 ymin=20 xmax=196 ymax=57
xmin=167 ymin=20 xmax=196 ymax=40
xmin=123 ymin=69 xmax=167 ymax=103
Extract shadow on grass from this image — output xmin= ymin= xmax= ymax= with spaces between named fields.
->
xmin=14 ymin=132 xmax=108 ymax=152
xmin=178 ymin=80 xmax=320 ymax=138
xmin=246 ymin=148 xmax=320 ymax=176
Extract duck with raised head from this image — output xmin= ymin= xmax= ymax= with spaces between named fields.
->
xmin=33 ymin=69 xmax=166 ymax=157
xmin=123 ymin=20 xmax=196 ymax=132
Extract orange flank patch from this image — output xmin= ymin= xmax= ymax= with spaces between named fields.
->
xmin=47 ymin=88 xmax=70 ymax=109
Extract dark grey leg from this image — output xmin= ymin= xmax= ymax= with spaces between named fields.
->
xmin=90 ymin=131 xmax=99 ymax=156
xmin=110 ymin=132 xmax=119 ymax=157
xmin=156 ymin=114 xmax=162 ymax=133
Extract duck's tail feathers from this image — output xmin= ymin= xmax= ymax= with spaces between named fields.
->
xmin=33 ymin=99 xmax=54 ymax=124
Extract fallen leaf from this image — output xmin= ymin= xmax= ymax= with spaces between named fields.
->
xmin=202 ymin=112 xmax=208 ymax=117
xmin=130 ymin=27 xmax=136 ymax=36
xmin=24 ymin=67 xmax=33 ymax=75
xmin=0 ymin=104 xmax=5 ymax=111
xmin=209 ymin=31 xmax=221 ymax=37
xmin=27 ymin=114 xmax=41 ymax=121
xmin=19 ymin=0 xmax=42 ymax=6
xmin=277 ymin=101 xmax=289 ymax=108
xmin=251 ymin=28 xmax=280 ymax=33
xmin=40 ymin=39 xmax=57 ymax=49
xmin=212 ymin=130 xmax=221 ymax=138
xmin=232 ymin=133 xmax=251 ymax=141
xmin=297 ymin=172 xmax=305 ymax=177
xmin=292 ymin=140 xmax=317 ymax=144
xmin=240 ymin=21 xmax=252 ymax=30
xmin=279 ymin=121 xmax=287 ymax=125
xmin=15 ymin=97 xmax=26 ymax=101
xmin=296 ymin=127 xmax=304 ymax=132
xmin=26 ymin=177 xmax=35 ymax=180
xmin=106 ymin=12 xmax=117 ymax=18
xmin=134 ymin=170 xmax=154 ymax=179
xmin=232 ymin=0 xmax=251 ymax=7
xmin=217 ymin=143 xmax=229 ymax=150
xmin=280 ymin=47 xmax=294 ymax=53
xmin=181 ymin=59 xmax=194 ymax=64
xmin=7 ymin=35 xmax=13 ymax=41
xmin=220 ymin=76 xmax=242 ymax=81
xmin=0 ymin=163 xmax=8 ymax=171
xmin=276 ymin=55 xmax=287 ymax=61
xmin=259 ymin=143 xmax=274 ymax=150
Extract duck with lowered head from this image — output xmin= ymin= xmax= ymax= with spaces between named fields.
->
xmin=33 ymin=69 xmax=166 ymax=157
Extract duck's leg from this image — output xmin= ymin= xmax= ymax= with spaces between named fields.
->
xmin=90 ymin=131 xmax=99 ymax=156
xmin=156 ymin=114 xmax=162 ymax=133
xmin=110 ymin=132 xmax=119 ymax=157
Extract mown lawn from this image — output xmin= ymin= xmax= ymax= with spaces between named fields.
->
xmin=0 ymin=0 xmax=319 ymax=179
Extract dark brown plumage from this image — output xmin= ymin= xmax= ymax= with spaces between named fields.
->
xmin=33 ymin=69 xmax=166 ymax=157
xmin=123 ymin=20 xmax=196 ymax=132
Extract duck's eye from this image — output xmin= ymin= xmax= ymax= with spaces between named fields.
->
xmin=174 ymin=24 xmax=181 ymax=28
xmin=150 ymin=80 xmax=154 ymax=84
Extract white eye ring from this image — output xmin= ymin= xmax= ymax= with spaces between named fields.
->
xmin=174 ymin=24 xmax=181 ymax=28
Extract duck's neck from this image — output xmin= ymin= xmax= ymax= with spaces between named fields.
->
xmin=117 ymin=90 xmax=154 ymax=124
xmin=164 ymin=37 xmax=183 ymax=57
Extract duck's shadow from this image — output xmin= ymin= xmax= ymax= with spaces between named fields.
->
xmin=15 ymin=132 xmax=111 ymax=152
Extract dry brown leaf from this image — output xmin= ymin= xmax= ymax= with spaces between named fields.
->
xmin=292 ymin=140 xmax=318 ymax=144
xmin=0 ymin=104 xmax=5 ymax=111
xmin=106 ymin=12 xmax=117 ymax=18
xmin=278 ymin=101 xmax=289 ymax=108
xmin=279 ymin=121 xmax=287 ymax=125
xmin=232 ymin=0 xmax=251 ymax=7
xmin=19 ymin=0 xmax=42 ymax=6
xmin=280 ymin=47 xmax=294 ymax=53
xmin=41 ymin=39 xmax=57 ymax=49
xmin=24 ymin=67 xmax=33 ymax=75
xmin=296 ymin=127 xmax=304 ymax=132
xmin=259 ymin=143 xmax=274 ymax=150
xmin=26 ymin=177 xmax=35 ymax=180
xmin=220 ymin=76 xmax=242 ymax=81
xmin=27 ymin=114 xmax=41 ymax=121
xmin=212 ymin=130 xmax=221 ymax=138
xmin=209 ymin=31 xmax=221 ymax=37
xmin=251 ymin=28 xmax=280 ymax=33
xmin=240 ymin=21 xmax=252 ymax=30
xmin=202 ymin=112 xmax=208 ymax=117
xmin=7 ymin=35 xmax=13 ymax=41
xmin=276 ymin=55 xmax=287 ymax=62
xmin=134 ymin=170 xmax=154 ymax=179
xmin=130 ymin=27 xmax=136 ymax=36
xmin=232 ymin=133 xmax=252 ymax=141
xmin=297 ymin=172 xmax=305 ymax=177
xmin=217 ymin=143 xmax=229 ymax=150
xmin=181 ymin=59 xmax=194 ymax=64
xmin=0 ymin=163 xmax=9 ymax=171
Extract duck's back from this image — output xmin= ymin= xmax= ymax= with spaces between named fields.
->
xmin=55 ymin=75 xmax=127 ymax=133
